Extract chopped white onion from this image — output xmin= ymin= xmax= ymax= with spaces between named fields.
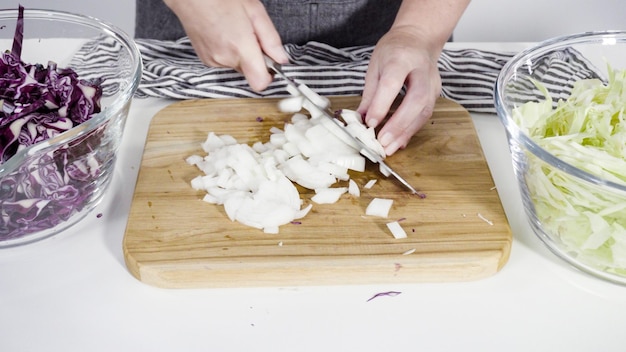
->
xmin=365 ymin=198 xmax=393 ymax=218
xmin=277 ymin=96 xmax=304 ymax=113
xmin=295 ymin=203 xmax=313 ymax=219
xmin=201 ymin=132 xmax=226 ymax=153
xmin=291 ymin=113 xmax=309 ymax=124
xmin=231 ymin=176 xmax=303 ymax=230
xmin=315 ymin=161 xmax=350 ymax=181
xmin=364 ymin=179 xmax=377 ymax=189
xmin=269 ymin=132 xmax=287 ymax=146
xmin=264 ymin=226 xmax=279 ymax=234
xmin=343 ymin=112 xmax=386 ymax=160
xmin=281 ymin=155 xmax=337 ymax=189
xmin=185 ymin=154 xmax=203 ymax=165
xmin=325 ymin=154 xmax=365 ymax=172
xmin=188 ymin=92 xmax=401 ymax=233
xmin=302 ymin=99 xmax=325 ymax=118
xmin=477 ymin=213 xmax=494 ymax=226
xmin=269 ymin=126 xmax=283 ymax=134
xmin=297 ymin=83 xmax=330 ymax=110
xmin=311 ymin=187 xmax=348 ymax=204
xmin=378 ymin=163 xmax=392 ymax=177
xmin=386 ymin=221 xmax=407 ymax=239
xmin=348 ymin=179 xmax=360 ymax=197
xmin=202 ymin=193 xmax=219 ymax=204
xmin=252 ymin=141 xmax=268 ymax=153
xmin=339 ymin=109 xmax=362 ymax=124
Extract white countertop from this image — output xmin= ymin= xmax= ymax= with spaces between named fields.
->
xmin=2 ymin=43 xmax=626 ymax=352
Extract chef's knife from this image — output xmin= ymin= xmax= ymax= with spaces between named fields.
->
xmin=264 ymin=55 xmax=421 ymax=195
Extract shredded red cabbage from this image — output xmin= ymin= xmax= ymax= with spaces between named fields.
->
xmin=366 ymin=291 xmax=402 ymax=302
xmin=10 ymin=6 xmax=23 ymax=58
xmin=0 ymin=6 xmax=105 ymax=241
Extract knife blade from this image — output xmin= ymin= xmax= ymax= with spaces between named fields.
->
xmin=264 ymin=55 xmax=422 ymax=195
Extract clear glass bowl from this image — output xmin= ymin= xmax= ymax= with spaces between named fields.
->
xmin=495 ymin=31 xmax=626 ymax=285
xmin=0 ymin=9 xmax=141 ymax=247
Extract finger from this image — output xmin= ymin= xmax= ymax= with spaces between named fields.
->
xmin=357 ymin=60 xmax=380 ymax=117
xmin=247 ymin=5 xmax=289 ymax=63
xmin=238 ymin=45 xmax=274 ymax=91
xmin=361 ymin=65 xmax=407 ymax=129
xmin=377 ymin=81 xmax=436 ymax=155
xmin=234 ymin=2 xmax=284 ymax=91
xmin=380 ymin=102 xmax=433 ymax=155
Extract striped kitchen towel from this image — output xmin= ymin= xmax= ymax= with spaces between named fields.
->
xmin=71 ymin=37 xmax=602 ymax=114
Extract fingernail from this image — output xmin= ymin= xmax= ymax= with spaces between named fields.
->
xmin=366 ymin=118 xmax=378 ymax=128
xmin=379 ymin=132 xmax=393 ymax=147
xmin=384 ymin=140 xmax=402 ymax=156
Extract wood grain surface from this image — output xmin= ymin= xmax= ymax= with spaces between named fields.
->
xmin=123 ymin=96 xmax=512 ymax=288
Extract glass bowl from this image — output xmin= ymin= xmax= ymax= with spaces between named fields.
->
xmin=0 ymin=8 xmax=141 ymax=247
xmin=495 ymin=31 xmax=626 ymax=285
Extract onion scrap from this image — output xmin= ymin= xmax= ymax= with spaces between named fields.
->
xmin=386 ymin=221 xmax=408 ymax=239
xmin=365 ymin=198 xmax=394 ymax=218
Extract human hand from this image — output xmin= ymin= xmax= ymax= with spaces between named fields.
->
xmin=357 ymin=26 xmax=442 ymax=156
xmin=164 ymin=0 xmax=289 ymax=91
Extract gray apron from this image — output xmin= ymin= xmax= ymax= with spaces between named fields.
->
xmin=135 ymin=0 xmax=402 ymax=47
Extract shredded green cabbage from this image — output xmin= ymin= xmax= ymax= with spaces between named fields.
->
xmin=514 ymin=66 xmax=626 ymax=274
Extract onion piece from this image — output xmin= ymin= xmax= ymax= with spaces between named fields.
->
xmin=366 ymin=198 xmax=393 ymax=218
xmin=264 ymin=226 xmax=279 ymax=234
xmin=364 ymin=179 xmax=377 ymax=189
xmin=347 ymin=125 xmax=386 ymax=160
xmin=295 ymin=203 xmax=313 ymax=219
xmin=277 ymin=95 xmax=304 ymax=113
xmin=223 ymin=193 xmax=246 ymax=221
xmin=315 ymin=116 xmax=360 ymax=151
xmin=348 ymin=179 xmax=360 ymax=197
xmin=326 ymin=154 xmax=365 ymax=172
xmin=231 ymin=176 xmax=303 ymax=231
xmin=281 ymin=155 xmax=337 ymax=190
xmin=201 ymin=132 xmax=228 ymax=152
xmin=340 ymin=109 xmax=386 ymax=159
xmin=386 ymin=221 xmax=407 ymax=239
xmin=402 ymin=248 xmax=416 ymax=255
xmin=304 ymin=123 xmax=357 ymax=155
xmin=269 ymin=132 xmax=287 ymax=147
xmin=283 ymin=123 xmax=307 ymax=144
xmin=252 ymin=141 xmax=268 ymax=153
xmin=378 ymin=163 xmax=392 ymax=177
xmin=185 ymin=154 xmax=203 ymax=166
xmin=339 ymin=109 xmax=363 ymax=124
xmin=311 ymin=187 xmax=348 ymax=204
xmin=297 ymin=83 xmax=331 ymax=110
xmin=477 ymin=213 xmax=494 ymax=226
xmin=315 ymin=161 xmax=350 ymax=181
xmin=189 ymin=132 xmax=311 ymax=233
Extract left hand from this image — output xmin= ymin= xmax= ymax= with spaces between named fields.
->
xmin=357 ymin=26 xmax=442 ymax=156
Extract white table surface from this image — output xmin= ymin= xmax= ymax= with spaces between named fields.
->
xmin=2 ymin=42 xmax=626 ymax=352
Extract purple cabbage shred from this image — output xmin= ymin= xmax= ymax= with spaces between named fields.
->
xmin=0 ymin=5 xmax=105 ymax=241
xmin=366 ymin=291 xmax=402 ymax=302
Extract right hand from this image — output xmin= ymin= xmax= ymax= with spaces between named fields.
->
xmin=164 ymin=0 xmax=289 ymax=91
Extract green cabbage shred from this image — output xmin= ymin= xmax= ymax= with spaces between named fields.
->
xmin=514 ymin=65 xmax=626 ymax=275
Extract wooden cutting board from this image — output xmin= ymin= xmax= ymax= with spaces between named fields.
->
xmin=123 ymin=96 xmax=512 ymax=288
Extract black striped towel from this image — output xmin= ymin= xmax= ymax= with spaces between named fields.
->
xmin=72 ymin=38 xmax=602 ymax=114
